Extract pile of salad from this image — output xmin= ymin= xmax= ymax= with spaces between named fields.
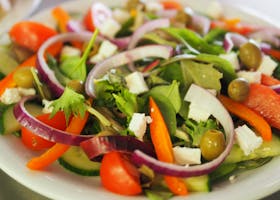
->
xmin=1 ymin=0 xmax=280 ymax=199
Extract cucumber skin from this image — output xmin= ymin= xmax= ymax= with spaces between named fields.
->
xmin=58 ymin=158 xmax=100 ymax=176
xmin=0 ymin=103 xmax=13 ymax=135
xmin=58 ymin=146 xmax=100 ymax=176
xmin=224 ymin=134 xmax=280 ymax=163
xmin=184 ymin=175 xmax=211 ymax=192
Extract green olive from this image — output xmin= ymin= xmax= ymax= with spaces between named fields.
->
xmin=227 ymin=78 xmax=250 ymax=102
xmin=13 ymin=67 xmax=34 ymax=88
xmin=200 ymin=129 xmax=226 ymax=161
xmin=239 ymin=42 xmax=262 ymax=70
xmin=66 ymin=80 xmax=84 ymax=93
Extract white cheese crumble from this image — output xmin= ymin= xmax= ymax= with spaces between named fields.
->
xmin=99 ymin=18 xmax=121 ymax=39
xmin=173 ymin=146 xmax=201 ymax=165
xmin=257 ymin=55 xmax=278 ymax=76
xmin=112 ymin=8 xmax=130 ymax=24
xmin=0 ymin=88 xmax=36 ymax=104
xmin=235 ymin=125 xmax=263 ymax=156
xmin=60 ymin=45 xmax=81 ymax=61
xmin=145 ymin=1 xmax=164 ymax=12
xmin=237 ymin=70 xmax=261 ymax=83
xmin=219 ymin=52 xmax=240 ymax=70
xmin=125 ymin=71 xmax=149 ymax=94
xmin=90 ymin=40 xmax=118 ymax=63
xmin=42 ymin=99 xmax=54 ymax=114
xmin=128 ymin=113 xmax=150 ymax=141
xmin=187 ymin=102 xmax=211 ymax=122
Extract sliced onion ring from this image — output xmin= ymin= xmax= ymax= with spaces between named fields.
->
xmin=37 ymin=32 xmax=99 ymax=97
xmin=128 ymin=18 xmax=170 ymax=49
xmin=80 ymin=135 xmax=155 ymax=160
xmin=131 ymin=84 xmax=235 ymax=177
xmin=85 ymin=45 xmax=173 ymax=97
xmin=13 ymin=95 xmax=92 ymax=145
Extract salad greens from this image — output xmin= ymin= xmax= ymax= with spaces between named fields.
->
xmin=1 ymin=0 xmax=280 ymax=199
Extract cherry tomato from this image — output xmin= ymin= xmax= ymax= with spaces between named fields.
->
xmin=83 ymin=2 xmax=112 ymax=32
xmin=9 ymin=21 xmax=57 ymax=52
xmin=21 ymin=111 xmax=67 ymax=151
xmin=100 ymin=151 xmax=142 ymax=195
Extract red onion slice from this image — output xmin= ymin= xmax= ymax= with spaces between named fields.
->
xmin=270 ymin=84 xmax=280 ymax=93
xmin=36 ymin=32 xmax=99 ymax=97
xmin=13 ymin=96 xmax=92 ymax=145
xmin=131 ymin=84 xmax=235 ymax=177
xmin=85 ymin=45 xmax=173 ymax=97
xmin=80 ymin=135 xmax=155 ymax=160
xmin=223 ymin=32 xmax=248 ymax=52
xmin=191 ymin=14 xmax=211 ymax=36
xmin=128 ymin=18 xmax=170 ymax=49
xmin=250 ymin=29 xmax=280 ymax=47
xmin=66 ymin=20 xmax=86 ymax=32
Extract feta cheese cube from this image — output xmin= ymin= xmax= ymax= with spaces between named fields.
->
xmin=125 ymin=72 xmax=149 ymax=94
xmin=128 ymin=113 xmax=148 ymax=140
xmin=145 ymin=2 xmax=164 ymax=12
xmin=90 ymin=40 xmax=118 ymax=63
xmin=0 ymin=88 xmax=21 ymax=104
xmin=219 ymin=52 xmax=240 ymax=70
xmin=187 ymin=103 xmax=211 ymax=122
xmin=257 ymin=55 xmax=278 ymax=76
xmin=99 ymin=18 xmax=121 ymax=38
xmin=235 ymin=125 xmax=263 ymax=156
xmin=112 ymin=9 xmax=130 ymax=24
xmin=42 ymin=99 xmax=54 ymax=114
xmin=173 ymin=146 xmax=201 ymax=165
xmin=60 ymin=45 xmax=81 ymax=61
xmin=237 ymin=70 xmax=261 ymax=83
xmin=206 ymin=1 xmax=223 ymax=19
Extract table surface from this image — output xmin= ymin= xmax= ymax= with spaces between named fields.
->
xmin=0 ymin=0 xmax=280 ymax=199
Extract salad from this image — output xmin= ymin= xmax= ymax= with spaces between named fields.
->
xmin=1 ymin=0 xmax=280 ymax=199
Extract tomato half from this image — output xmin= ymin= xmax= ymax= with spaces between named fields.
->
xmin=21 ymin=111 xmax=67 ymax=151
xmin=100 ymin=151 xmax=142 ymax=195
xmin=9 ymin=21 xmax=57 ymax=52
xmin=243 ymin=83 xmax=280 ymax=130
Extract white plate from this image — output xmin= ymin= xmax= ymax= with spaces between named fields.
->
xmin=0 ymin=0 xmax=280 ymax=200
xmin=0 ymin=0 xmax=42 ymax=36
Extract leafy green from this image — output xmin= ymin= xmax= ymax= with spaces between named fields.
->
xmin=185 ymin=118 xmax=219 ymax=146
xmin=113 ymin=89 xmax=138 ymax=118
xmin=181 ymin=59 xmax=223 ymax=91
xmin=59 ymin=30 xmax=99 ymax=82
xmin=116 ymin=17 xmax=134 ymax=37
xmin=0 ymin=71 xmax=5 ymax=80
xmin=50 ymin=87 xmax=87 ymax=124
xmin=195 ymin=53 xmax=238 ymax=85
xmin=159 ymin=62 xmax=184 ymax=84
xmin=148 ymin=80 xmax=181 ymax=113
xmin=145 ymin=190 xmax=173 ymax=200
xmin=163 ymin=27 xmax=224 ymax=55
xmin=143 ymin=33 xmax=177 ymax=47
xmin=272 ymin=63 xmax=280 ymax=80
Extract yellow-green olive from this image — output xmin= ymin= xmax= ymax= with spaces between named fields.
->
xmin=200 ymin=129 xmax=226 ymax=161
xmin=227 ymin=78 xmax=250 ymax=102
xmin=66 ymin=80 xmax=84 ymax=93
xmin=13 ymin=67 xmax=34 ymax=88
xmin=239 ymin=42 xmax=262 ymax=70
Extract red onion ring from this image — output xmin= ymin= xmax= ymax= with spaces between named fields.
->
xmin=128 ymin=18 xmax=170 ymax=49
xmin=131 ymin=84 xmax=235 ymax=177
xmin=80 ymin=135 xmax=155 ymax=160
xmin=13 ymin=95 xmax=92 ymax=145
xmin=36 ymin=32 xmax=100 ymax=97
xmin=270 ymin=84 xmax=280 ymax=93
xmin=191 ymin=14 xmax=211 ymax=36
xmin=223 ymin=32 xmax=248 ymax=52
xmin=85 ymin=44 xmax=173 ymax=97
xmin=250 ymin=29 xmax=280 ymax=47
xmin=66 ymin=20 xmax=86 ymax=32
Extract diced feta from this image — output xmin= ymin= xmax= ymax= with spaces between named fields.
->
xmin=235 ymin=125 xmax=263 ymax=156
xmin=145 ymin=1 xmax=164 ymax=12
xmin=99 ymin=18 xmax=121 ymax=38
xmin=112 ymin=8 xmax=131 ymax=24
xmin=219 ymin=52 xmax=240 ymax=70
xmin=206 ymin=0 xmax=223 ymax=19
xmin=128 ymin=113 xmax=149 ymax=141
xmin=90 ymin=40 xmax=118 ymax=63
xmin=173 ymin=146 xmax=201 ymax=165
xmin=187 ymin=102 xmax=211 ymax=122
xmin=125 ymin=71 xmax=149 ymax=94
xmin=0 ymin=88 xmax=21 ymax=104
xmin=237 ymin=70 xmax=261 ymax=83
xmin=257 ymin=55 xmax=278 ymax=76
xmin=60 ymin=45 xmax=81 ymax=61
xmin=42 ymin=99 xmax=54 ymax=114
xmin=0 ymin=87 xmax=36 ymax=105
xmin=207 ymin=89 xmax=217 ymax=96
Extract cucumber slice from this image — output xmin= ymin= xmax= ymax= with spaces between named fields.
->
xmin=0 ymin=50 xmax=19 ymax=76
xmin=184 ymin=175 xmax=211 ymax=192
xmin=0 ymin=103 xmax=43 ymax=135
xmin=58 ymin=146 xmax=100 ymax=176
xmin=224 ymin=134 xmax=280 ymax=163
